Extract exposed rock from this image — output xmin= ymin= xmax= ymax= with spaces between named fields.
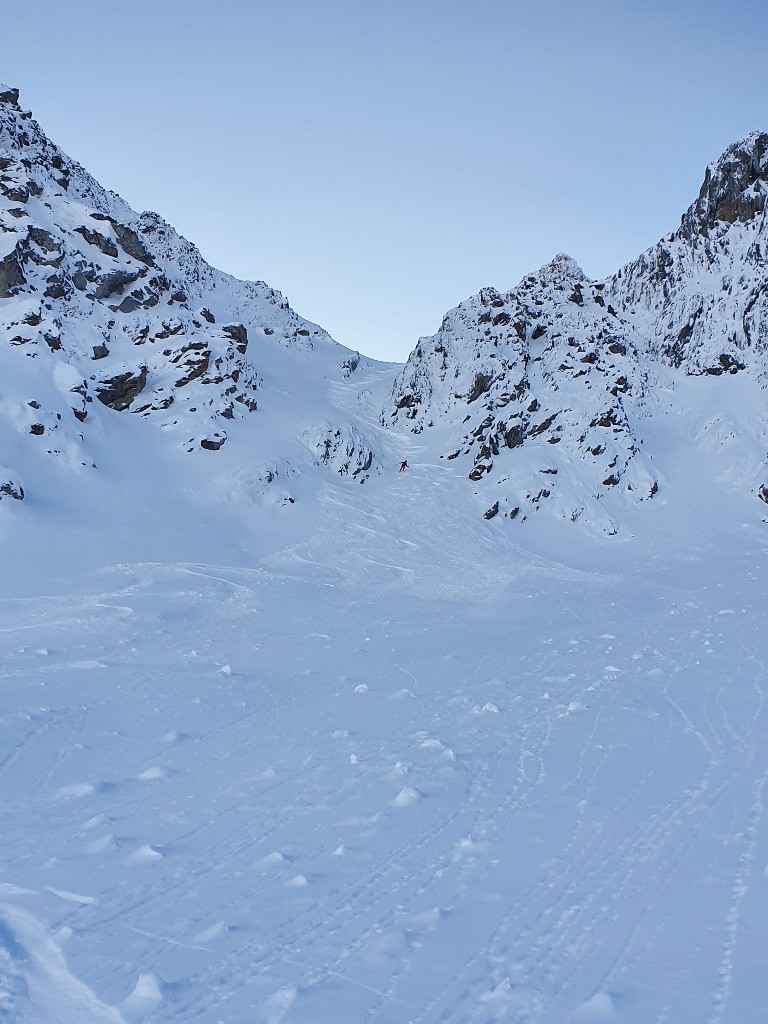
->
xmin=0 ymin=248 xmax=25 ymax=296
xmin=27 ymin=227 xmax=60 ymax=254
xmin=111 ymin=221 xmax=155 ymax=266
xmin=690 ymin=132 xmax=768 ymax=231
xmin=200 ymin=434 xmax=226 ymax=451
xmin=309 ymin=425 xmax=376 ymax=482
xmin=96 ymin=367 xmax=148 ymax=411
xmin=75 ymin=226 xmax=118 ymax=258
xmin=0 ymin=480 xmax=24 ymax=500
xmin=222 ymin=324 xmax=248 ymax=354
xmin=92 ymin=269 xmax=140 ymax=300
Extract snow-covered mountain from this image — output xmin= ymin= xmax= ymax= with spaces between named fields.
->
xmin=0 ymin=82 xmax=379 ymax=528
xmin=2 ymin=83 xmax=768 ymax=543
xmin=4 ymin=87 xmax=768 ymax=1024
xmin=386 ymin=131 xmax=768 ymax=533
xmin=605 ymin=131 xmax=768 ymax=371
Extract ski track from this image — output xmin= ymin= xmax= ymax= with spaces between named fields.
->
xmin=1 ymin=556 xmax=767 ymax=1022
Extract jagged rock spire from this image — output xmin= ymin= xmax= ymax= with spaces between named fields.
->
xmin=683 ymin=131 xmax=768 ymax=235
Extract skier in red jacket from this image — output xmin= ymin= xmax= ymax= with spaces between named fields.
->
xmin=399 ymin=460 xmax=408 ymax=472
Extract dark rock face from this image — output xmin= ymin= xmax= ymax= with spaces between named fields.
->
xmin=0 ymin=248 xmax=25 ymax=297
xmin=222 ymin=324 xmax=248 ymax=354
xmin=200 ymin=434 xmax=227 ymax=451
xmin=689 ymin=133 xmax=768 ymax=232
xmin=0 ymin=85 xmax=20 ymax=106
xmin=92 ymin=269 xmax=140 ymax=300
xmin=75 ymin=226 xmax=119 ymax=258
xmin=311 ymin=425 xmax=376 ymax=482
xmin=96 ymin=368 xmax=148 ymax=411
xmin=0 ymin=480 xmax=24 ymax=500
xmin=107 ymin=219 xmax=155 ymax=266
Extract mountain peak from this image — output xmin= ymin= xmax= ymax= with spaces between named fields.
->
xmin=686 ymin=130 xmax=768 ymax=233
xmin=0 ymin=84 xmax=19 ymax=107
xmin=530 ymin=252 xmax=587 ymax=288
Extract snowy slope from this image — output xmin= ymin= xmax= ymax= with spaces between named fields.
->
xmin=0 ymin=82 xmax=380 ymax=533
xmin=2 ymin=473 xmax=768 ymax=1024
xmin=2 ymin=86 xmax=768 ymax=1024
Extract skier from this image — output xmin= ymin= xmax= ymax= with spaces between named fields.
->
xmin=399 ymin=460 xmax=408 ymax=473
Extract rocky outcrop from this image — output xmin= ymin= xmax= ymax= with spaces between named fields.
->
xmin=384 ymin=133 xmax=768 ymax=530
xmin=305 ymin=424 xmax=377 ymax=482
xmin=0 ymin=83 xmax=371 ymax=484
xmin=96 ymin=368 xmax=148 ymax=411
xmin=605 ymin=132 xmax=768 ymax=372
xmin=385 ymin=255 xmax=657 ymax=532
xmin=0 ymin=247 xmax=25 ymax=296
xmin=0 ymin=479 xmax=24 ymax=500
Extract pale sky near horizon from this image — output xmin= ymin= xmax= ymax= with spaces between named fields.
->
xmin=4 ymin=1 xmax=768 ymax=361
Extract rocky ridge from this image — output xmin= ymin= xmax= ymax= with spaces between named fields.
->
xmin=0 ymin=84 xmax=375 ymax=507
xmin=385 ymin=133 xmax=768 ymax=532
xmin=2 ymin=84 xmax=768 ymax=536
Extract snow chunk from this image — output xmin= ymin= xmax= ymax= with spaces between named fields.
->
xmin=575 ymin=991 xmax=614 ymax=1018
xmin=124 ymin=843 xmax=163 ymax=865
xmin=54 ymin=781 xmax=101 ymax=800
xmin=475 ymin=701 xmax=499 ymax=714
xmin=256 ymin=851 xmax=286 ymax=869
xmin=260 ymin=986 xmax=297 ymax=1024
xmin=391 ymin=785 xmax=421 ymax=808
xmin=122 ymin=972 xmax=166 ymax=1021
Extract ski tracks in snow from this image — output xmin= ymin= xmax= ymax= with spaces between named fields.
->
xmin=1 ymin=559 xmax=768 ymax=1021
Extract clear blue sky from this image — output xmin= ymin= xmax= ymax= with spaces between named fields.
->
xmin=3 ymin=0 xmax=768 ymax=361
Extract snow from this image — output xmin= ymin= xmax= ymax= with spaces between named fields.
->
xmin=2 ymin=89 xmax=768 ymax=1023
xmin=2 ymin=461 xmax=768 ymax=1022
